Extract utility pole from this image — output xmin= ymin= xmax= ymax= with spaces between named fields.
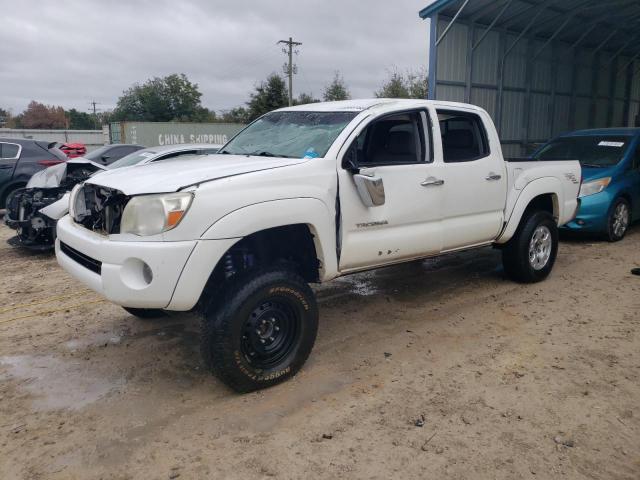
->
xmin=278 ymin=37 xmax=302 ymax=106
xmin=89 ymin=100 xmax=100 ymax=130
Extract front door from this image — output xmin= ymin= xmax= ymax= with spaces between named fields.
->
xmin=338 ymin=109 xmax=444 ymax=271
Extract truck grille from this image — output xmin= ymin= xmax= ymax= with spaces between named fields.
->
xmin=72 ymin=184 xmax=128 ymax=235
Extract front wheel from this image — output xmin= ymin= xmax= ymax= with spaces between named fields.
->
xmin=606 ymin=198 xmax=630 ymax=242
xmin=502 ymin=211 xmax=558 ymax=283
xmin=201 ymin=267 xmax=318 ymax=393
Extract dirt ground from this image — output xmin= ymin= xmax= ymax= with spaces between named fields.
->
xmin=0 ymin=219 xmax=639 ymax=480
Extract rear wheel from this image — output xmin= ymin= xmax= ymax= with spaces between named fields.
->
xmin=502 ymin=211 xmax=558 ymax=283
xmin=122 ymin=307 xmax=167 ymax=319
xmin=606 ymin=198 xmax=630 ymax=242
xmin=201 ymin=267 xmax=318 ymax=393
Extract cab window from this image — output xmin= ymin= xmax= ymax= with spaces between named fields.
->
xmin=437 ymin=110 xmax=489 ymax=163
xmin=355 ymin=111 xmax=428 ymax=166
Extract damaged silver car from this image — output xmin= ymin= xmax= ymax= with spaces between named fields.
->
xmin=4 ymin=143 xmax=221 ymax=250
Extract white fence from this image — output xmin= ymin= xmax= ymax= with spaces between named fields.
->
xmin=0 ymin=128 xmax=108 ymax=152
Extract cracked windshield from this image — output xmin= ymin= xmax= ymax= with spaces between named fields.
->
xmin=219 ymin=111 xmax=358 ymax=159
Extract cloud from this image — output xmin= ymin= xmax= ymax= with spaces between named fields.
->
xmin=0 ymin=0 xmax=429 ymax=114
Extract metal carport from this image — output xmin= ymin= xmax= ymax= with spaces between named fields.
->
xmin=419 ymin=0 xmax=640 ymax=157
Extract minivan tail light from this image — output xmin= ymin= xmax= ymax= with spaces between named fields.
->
xmin=38 ymin=159 xmax=65 ymax=167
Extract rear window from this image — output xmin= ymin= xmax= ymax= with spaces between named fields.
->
xmin=0 ymin=143 xmax=20 ymax=159
xmin=437 ymin=110 xmax=489 ymax=162
xmin=532 ymin=136 xmax=631 ymax=167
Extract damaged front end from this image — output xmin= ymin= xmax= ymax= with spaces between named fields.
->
xmin=71 ymin=183 xmax=129 ymax=235
xmin=4 ymin=160 xmax=106 ymax=250
xmin=4 ymin=188 xmax=67 ymax=250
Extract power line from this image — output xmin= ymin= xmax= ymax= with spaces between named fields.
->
xmin=277 ymin=37 xmax=302 ymax=106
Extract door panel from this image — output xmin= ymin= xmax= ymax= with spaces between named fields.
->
xmin=439 ymin=157 xmax=506 ymax=250
xmin=338 ymin=164 xmax=444 ymax=270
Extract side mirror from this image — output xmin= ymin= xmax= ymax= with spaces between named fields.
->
xmin=342 ymin=143 xmax=360 ymax=174
xmin=353 ymin=173 xmax=385 ymax=207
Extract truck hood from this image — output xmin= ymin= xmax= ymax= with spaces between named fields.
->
xmin=86 ymin=154 xmax=308 ymax=195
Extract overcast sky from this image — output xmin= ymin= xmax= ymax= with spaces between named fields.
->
xmin=0 ymin=0 xmax=431 ymax=115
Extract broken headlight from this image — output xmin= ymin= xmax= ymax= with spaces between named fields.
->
xmin=68 ymin=184 xmax=87 ymax=222
xmin=120 ymin=192 xmax=193 ymax=236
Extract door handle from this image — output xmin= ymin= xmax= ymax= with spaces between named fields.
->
xmin=421 ymin=177 xmax=445 ymax=187
xmin=485 ymin=173 xmax=502 ymax=181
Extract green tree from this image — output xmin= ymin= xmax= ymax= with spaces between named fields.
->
xmin=67 ymin=108 xmax=95 ymax=129
xmin=246 ymin=74 xmax=288 ymax=121
xmin=0 ymin=108 xmax=9 ymax=127
xmin=220 ymin=107 xmax=250 ymax=124
xmin=375 ymin=69 xmax=428 ymax=99
xmin=323 ymin=71 xmax=350 ymax=101
xmin=407 ymin=68 xmax=429 ymax=99
xmin=294 ymin=92 xmax=320 ymax=105
xmin=113 ymin=73 xmax=204 ymax=122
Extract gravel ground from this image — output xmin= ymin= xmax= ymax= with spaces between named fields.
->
xmin=0 ymin=220 xmax=639 ymax=480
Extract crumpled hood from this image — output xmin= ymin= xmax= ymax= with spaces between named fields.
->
xmin=27 ymin=158 xmax=106 ymax=188
xmin=85 ymin=154 xmax=308 ymax=195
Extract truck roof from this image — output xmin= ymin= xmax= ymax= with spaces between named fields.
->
xmin=277 ymin=98 xmax=488 ymax=115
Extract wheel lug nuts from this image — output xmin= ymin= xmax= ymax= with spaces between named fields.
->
xmin=260 ymin=339 xmax=266 ymax=344
xmin=274 ymin=326 xmax=280 ymax=331
xmin=269 ymin=337 xmax=274 ymax=342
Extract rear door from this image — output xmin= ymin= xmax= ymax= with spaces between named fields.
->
xmin=0 ymin=141 xmax=21 ymax=190
xmin=435 ymin=109 xmax=507 ymax=250
xmin=338 ymin=109 xmax=445 ymax=271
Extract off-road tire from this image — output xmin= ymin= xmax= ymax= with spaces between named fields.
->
xmin=606 ymin=198 xmax=630 ymax=242
xmin=122 ymin=307 xmax=167 ymax=319
xmin=502 ymin=211 xmax=558 ymax=283
xmin=201 ymin=267 xmax=318 ymax=393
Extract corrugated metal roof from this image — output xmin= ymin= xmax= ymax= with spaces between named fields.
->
xmin=420 ymin=0 xmax=640 ymax=58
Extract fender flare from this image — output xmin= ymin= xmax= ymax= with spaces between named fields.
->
xmin=200 ymin=197 xmax=337 ymax=279
xmin=496 ymin=177 xmax=561 ymax=244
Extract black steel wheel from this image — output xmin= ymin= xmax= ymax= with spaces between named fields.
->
xmin=241 ymin=299 xmax=301 ymax=370
xmin=201 ymin=267 xmax=318 ymax=393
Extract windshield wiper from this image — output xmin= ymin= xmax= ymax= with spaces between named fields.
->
xmin=248 ymin=150 xmax=295 ymax=158
xmin=581 ymin=163 xmax=606 ymax=168
xmin=248 ymin=150 xmax=277 ymax=157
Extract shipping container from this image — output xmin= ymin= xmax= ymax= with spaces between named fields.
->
xmin=109 ymin=122 xmax=245 ymax=147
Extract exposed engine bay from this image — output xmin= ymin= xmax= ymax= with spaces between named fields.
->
xmin=4 ymin=160 xmax=106 ymax=250
xmin=72 ymin=184 xmax=128 ymax=235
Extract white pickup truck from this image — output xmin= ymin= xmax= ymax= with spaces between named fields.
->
xmin=55 ymin=99 xmax=581 ymax=392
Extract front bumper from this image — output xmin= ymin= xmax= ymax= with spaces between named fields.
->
xmin=55 ymin=215 xmax=238 ymax=311
xmin=560 ymin=190 xmax=612 ymax=233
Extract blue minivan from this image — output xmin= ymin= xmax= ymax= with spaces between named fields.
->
xmin=531 ymin=128 xmax=640 ymax=241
